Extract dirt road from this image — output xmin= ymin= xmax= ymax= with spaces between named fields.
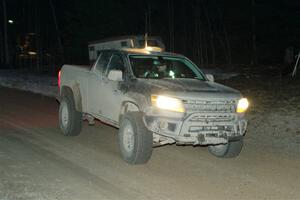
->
xmin=0 ymin=87 xmax=299 ymax=200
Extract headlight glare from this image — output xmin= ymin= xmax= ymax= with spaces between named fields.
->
xmin=151 ymin=95 xmax=185 ymax=113
xmin=237 ymin=98 xmax=249 ymax=113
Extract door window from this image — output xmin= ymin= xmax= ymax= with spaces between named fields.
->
xmin=106 ymin=54 xmax=124 ymax=76
xmin=95 ymin=51 xmax=112 ymax=74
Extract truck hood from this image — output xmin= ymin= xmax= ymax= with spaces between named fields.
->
xmin=133 ymin=78 xmax=241 ymax=99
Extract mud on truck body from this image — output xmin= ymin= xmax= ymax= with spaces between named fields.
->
xmin=58 ymin=48 xmax=249 ymax=164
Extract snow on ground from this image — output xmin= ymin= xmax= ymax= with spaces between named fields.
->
xmin=0 ymin=70 xmax=58 ymax=97
xmin=220 ymin=73 xmax=300 ymax=154
xmin=201 ymin=68 xmax=240 ymax=80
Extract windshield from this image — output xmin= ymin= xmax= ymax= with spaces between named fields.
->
xmin=129 ymin=55 xmax=206 ymax=80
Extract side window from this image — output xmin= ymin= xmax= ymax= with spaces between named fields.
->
xmin=106 ymin=54 xmax=124 ymax=76
xmin=95 ymin=51 xmax=112 ymax=73
xmin=96 ymin=50 xmax=101 ymax=57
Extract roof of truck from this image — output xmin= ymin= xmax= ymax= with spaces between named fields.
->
xmin=88 ymin=35 xmax=163 ymax=45
xmin=119 ymin=48 xmax=185 ymax=58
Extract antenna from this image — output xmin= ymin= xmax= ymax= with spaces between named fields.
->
xmin=145 ymin=11 xmax=148 ymax=34
xmin=144 ymin=33 xmax=148 ymax=48
xmin=144 ymin=3 xmax=151 ymax=40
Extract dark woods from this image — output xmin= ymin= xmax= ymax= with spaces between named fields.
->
xmin=0 ymin=0 xmax=299 ymax=73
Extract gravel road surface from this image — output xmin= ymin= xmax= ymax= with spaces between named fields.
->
xmin=0 ymin=87 xmax=299 ymax=200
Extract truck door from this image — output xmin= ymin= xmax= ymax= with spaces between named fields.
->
xmin=100 ymin=53 xmax=125 ymax=122
xmin=87 ymin=51 xmax=112 ymax=117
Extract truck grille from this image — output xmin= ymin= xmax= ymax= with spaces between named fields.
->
xmin=183 ymin=99 xmax=236 ymax=113
xmin=189 ymin=114 xmax=235 ymax=122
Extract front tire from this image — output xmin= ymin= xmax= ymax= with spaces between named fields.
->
xmin=118 ymin=112 xmax=153 ymax=164
xmin=59 ymin=95 xmax=82 ymax=136
xmin=208 ymin=139 xmax=243 ymax=158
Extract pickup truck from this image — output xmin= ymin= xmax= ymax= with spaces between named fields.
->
xmin=58 ymin=48 xmax=249 ymax=164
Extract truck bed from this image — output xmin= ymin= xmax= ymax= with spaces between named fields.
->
xmin=63 ymin=64 xmax=92 ymax=72
xmin=60 ymin=64 xmax=92 ymax=112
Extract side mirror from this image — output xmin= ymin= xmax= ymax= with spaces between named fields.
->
xmin=108 ymin=70 xmax=123 ymax=81
xmin=206 ymin=74 xmax=214 ymax=82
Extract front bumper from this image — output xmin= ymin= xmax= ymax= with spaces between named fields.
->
xmin=144 ymin=112 xmax=247 ymax=145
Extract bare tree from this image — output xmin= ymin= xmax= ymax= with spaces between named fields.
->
xmin=213 ymin=0 xmax=232 ymax=64
xmin=0 ymin=19 xmax=3 ymax=64
xmin=35 ymin=0 xmax=41 ymax=71
xmin=198 ymin=17 xmax=204 ymax=66
xmin=222 ymin=18 xmax=232 ymax=64
xmin=168 ymin=0 xmax=174 ymax=52
xmin=182 ymin=0 xmax=187 ymax=55
xmin=251 ymin=0 xmax=257 ymax=64
xmin=202 ymin=3 xmax=216 ymax=65
xmin=194 ymin=1 xmax=200 ymax=66
xmin=49 ymin=0 xmax=64 ymax=64
xmin=2 ymin=0 xmax=9 ymax=65
xmin=203 ymin=30 xmax=209 ymax=66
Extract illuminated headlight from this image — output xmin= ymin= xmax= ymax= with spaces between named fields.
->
xmin=237 ymin=98 xmax=249 ymax=113
xmin=151 ymin=95 xmax=185 ymax=113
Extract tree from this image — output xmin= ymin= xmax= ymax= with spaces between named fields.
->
xmin=49 ymin=0 xmax=64 ymax=64
xmin=2 ymin=0 xmax=9 ymax=65
xmin=251 ymin=0 xmax=257 ymax=64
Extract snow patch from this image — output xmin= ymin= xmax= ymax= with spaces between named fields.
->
xmin=201 ymin=68 xmax=240 ymax=80
xmin=0 ymin=70 xmax=58 ymax=97
xmin=0 ymin=68 xmax=239 ymax=98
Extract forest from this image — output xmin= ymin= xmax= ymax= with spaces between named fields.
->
xmin=1 ymin=0 xmax=300 ymax=71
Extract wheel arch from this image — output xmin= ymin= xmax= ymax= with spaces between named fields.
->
xmin=119 ymin=101 xmax=140 ymax=123
xmin=60 ymin=85 xmax=82 ymax=112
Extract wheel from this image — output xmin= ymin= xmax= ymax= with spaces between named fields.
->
xmin=208 ymin=139 xmax=243 ymax=158
xmin=118 ymin=112 xmax=153 ymax=164
xmin=59 ymin=94 xmax=82 ymax=136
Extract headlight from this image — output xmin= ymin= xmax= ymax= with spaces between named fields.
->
xmin=237 ymin=98 xmax=249 ymax=113
xmin=151 ymin=95 xmax=185 ymax=113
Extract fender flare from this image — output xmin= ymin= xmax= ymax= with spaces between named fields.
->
xmin=60 ymin=85 xmax=82 ymax=112
xmin=119 ymin=101 xmax=139 ymax=123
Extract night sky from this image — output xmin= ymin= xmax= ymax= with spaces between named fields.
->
xmin=1 ymin=0 xmax=300 ymax=66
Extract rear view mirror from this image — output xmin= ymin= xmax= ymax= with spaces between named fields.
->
xmin=108 ymin=70 xmax=123 ymax=81
xmin=206 ymin=74 xmax=214 ymax=82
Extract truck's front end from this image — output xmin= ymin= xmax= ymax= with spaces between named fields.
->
xmin=128 ymin=51 xmax=249 ymax=150
xmin=144 ymin=93 xmax=248 ymax=146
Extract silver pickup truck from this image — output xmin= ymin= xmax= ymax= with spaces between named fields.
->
xmin=58 ymin=48 xmax=249 ymax=164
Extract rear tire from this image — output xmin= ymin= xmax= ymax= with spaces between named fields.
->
xmin=118 ymin=112 xmax=153 ymax=164
xmin=59 ymin=94 xmax=82 ymax=136
xmin=208 ymin=139 xmax=243 ymax=158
